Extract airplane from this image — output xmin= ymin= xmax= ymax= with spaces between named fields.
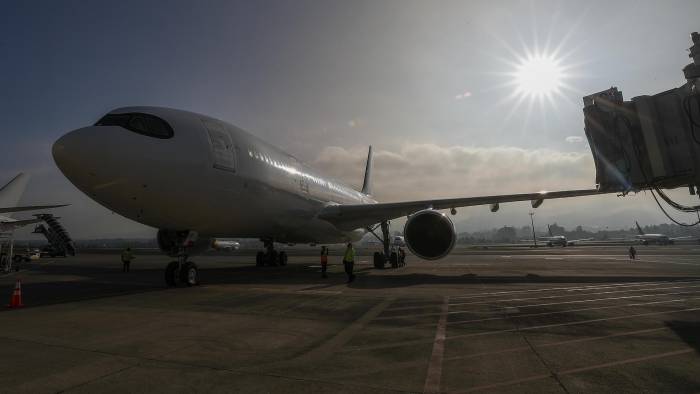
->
xmin=52 ymin=107 xmax=608 ymax=287
xmin=0 ymin=173 xmax=68 ymax=232
xmin=633 ymin=221 xmax=698 ymax=245
xmin=537 ymin=224 xmax=593 ymax=247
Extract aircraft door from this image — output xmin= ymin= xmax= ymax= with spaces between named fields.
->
xmin=202 ymin=119 xmax=236 ymax=172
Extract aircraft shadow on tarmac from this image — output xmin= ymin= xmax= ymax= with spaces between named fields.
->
xmin=6 ymin=261 xmax=700 ymax=311
xmin=666 ymin=321 xmax=700 ymax=354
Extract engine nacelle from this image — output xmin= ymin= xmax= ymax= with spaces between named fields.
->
xmin=157 ymin=229 xmax=210 ymax=257
xmin=403 ymin=209 xmax=456 ymax=260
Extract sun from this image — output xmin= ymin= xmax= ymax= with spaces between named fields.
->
xmin=514 ymin=54 xmax=565 ymax=99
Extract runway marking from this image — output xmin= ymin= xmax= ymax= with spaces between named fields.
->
xmin=448 ymin=283 xmax=700 ymax=307
xmin=423 ymin=296 xmax=448 ymax=394
xmin=378 ymin=289 xmax=700 ymax=320
xmin=544 ymin=257 xmax=564 ymax=260
xmin=454 ymin=348 xmax=695 ymax=393
xmin=443 ymin=326 xmax=669 ymax=361
xmin=345 ymin=304 xmax=700 ymax=353
xmin=446 ymin=304 xmax=700 ymax=341
xmin=449 ymin=279 xmax=700 ymax=300
xmin=610 ymin=257 xmax=700 ymax=266
xmin=447 ymin=297 xmax=690 ymax=326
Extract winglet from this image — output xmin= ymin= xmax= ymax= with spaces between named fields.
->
xmin=635 ymin=221 xmax=644 ymax=235
xmin=361 ymin=146 xmax=373 ymax=195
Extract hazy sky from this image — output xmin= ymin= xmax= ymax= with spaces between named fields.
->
xmin=3 ymin=0 xmax=700 ymax=239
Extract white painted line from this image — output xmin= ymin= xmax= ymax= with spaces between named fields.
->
xmin=448 ymin=297 xmax=690 ymax=326
xmin=444 ymin=326 xmax=670 ymax=361
xmin=456 ymin=349 xmax=694 ymax=393
xmin=446 ymin=304 xmax=700 ymax=341
xmin=449 ymin=279 xmax=700 ymax=300
xmin=448 ymin=283 xmax=700 ymax=307
xmin=423 ymin=296 xmax=448 ymax=394
xmin=377 ymin=289 xmax=700 ymax=320
xmin=346 ymin=304 xmax=700 ymax=353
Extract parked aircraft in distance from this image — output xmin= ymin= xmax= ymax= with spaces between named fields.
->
xmin=538 ymin=224 xmax=593 ymax=247
xmin=633 ymin=221 xmax=699 ymax=245
xmin=53 ymin=107 xmax=607 ymax=286
xmin=0 ymin=173 xmax=67 ymax=232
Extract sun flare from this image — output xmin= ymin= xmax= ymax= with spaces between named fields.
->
xmin=514 ymin=54 xmax=565 ymax=99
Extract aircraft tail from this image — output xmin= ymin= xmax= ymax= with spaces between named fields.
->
xmin=548 ymin=224 xmax=553 ymax=237
xmin=635 ymin=221 xmax=645 ymax=235
xmin=361 ymin=146 xmax=373 ymax=195
xmin=0 ymin=173 xmax=30 ymax=211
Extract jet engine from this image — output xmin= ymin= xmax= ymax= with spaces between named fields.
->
xmin=157 ymin=229 xmax=210 ymax=257
xmin=403 ymin=209 xmax=456 ymax=260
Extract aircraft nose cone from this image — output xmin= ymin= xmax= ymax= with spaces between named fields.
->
xmin=53 ymin=129 xmax=81 ymax=175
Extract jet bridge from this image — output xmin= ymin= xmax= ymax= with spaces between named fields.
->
xmin=585 ymin=32 xmax=700 ymax=194
xmin=584 ymin=32 xmax=700 ymax=222
xmin=32 ymin=214 xmax=76 ymax=257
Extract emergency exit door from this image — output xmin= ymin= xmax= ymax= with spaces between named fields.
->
xmin=203 ymin=119 xmax=236 ymax=172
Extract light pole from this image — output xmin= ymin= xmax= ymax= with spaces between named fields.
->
xmin=529 ymin=211 xmax=537 ymax=247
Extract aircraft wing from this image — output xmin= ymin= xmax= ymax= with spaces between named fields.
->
xmin=0 ymin=218 xmax=44 ymax=231
xmin=319 ymin=189 xmax=607 ymax=229
xmin=0 ymin=204 xmax=69 ymax=214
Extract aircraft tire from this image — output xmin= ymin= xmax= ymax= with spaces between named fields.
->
xmin=268 ymin=250 xmax=278 ymax=266
xmin=180 ymin=261 xmax=199 ymax=287
xmin=256 ymin=252 xmax=264 ymax=267
xmin=165 ymin=261 xmax=178 ymax=287
xmin=279 ymin=251 xmax=288 ymax=266
xmin=390 ymin=252 xmax=398 ymax=268
xmin=373 ymin=252 xmax=384 ymax=269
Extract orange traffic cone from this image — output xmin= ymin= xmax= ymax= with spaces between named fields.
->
xmin=8 ymin=279 xmax=23 ymax=308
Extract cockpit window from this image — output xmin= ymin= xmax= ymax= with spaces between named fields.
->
xmin=95 ymin=113 xmax=174 ymax=139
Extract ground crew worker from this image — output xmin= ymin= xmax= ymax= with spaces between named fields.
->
xmin=629 ymin=246 xmax=637 ymax=261
xmin=343 ymin=243 xmax=356 ymax=283
xmin=398 ymin=247 xmax=406 ymax=267
xmin=121 ymin=247 xmax=134 ymax=272
xmin=320 ymin=246 xmax=329 ymax=278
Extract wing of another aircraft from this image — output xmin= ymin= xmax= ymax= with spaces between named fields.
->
xmin=0 ymin=204 xmax=69 ymax=214
xmin=0 ymin=217 xmax=44 ymax=231
xmin=319 ymin=189 xmax=608 ymax=229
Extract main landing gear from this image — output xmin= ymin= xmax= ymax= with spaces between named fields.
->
xmin=367 ymin=220 xmax=406 ymax=269
xmin=255 ymin=238 xmax=288 ymax=267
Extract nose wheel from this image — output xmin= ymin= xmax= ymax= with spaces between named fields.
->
xmin=165 ymin=260 xmax=199 ymax=287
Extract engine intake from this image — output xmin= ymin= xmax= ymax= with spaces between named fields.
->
xmin=403 ymin=209 xmax=456 ymax=260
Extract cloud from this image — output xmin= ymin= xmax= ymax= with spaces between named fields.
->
xmin=565 ymin=136 xmax=584 ymax=143
xmin=313 ymin=144 xmax=595 ymax=202
xmin=455 ymin=91 xmax=472 ymax=100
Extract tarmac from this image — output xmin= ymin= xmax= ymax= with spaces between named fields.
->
xmin=1 ymin=244 xmax=700 ymax=393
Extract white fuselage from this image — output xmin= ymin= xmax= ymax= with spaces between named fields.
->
xmin=635 ymin=234 xmax=672 ymax=244
xmin=539 ymin=235 xmax=568 ymax=246
xmin=53 ymin=107 xmax=375 ymax=244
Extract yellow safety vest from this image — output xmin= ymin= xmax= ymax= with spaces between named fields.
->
xmin=343 ymin=247 xmax=355 ymax=262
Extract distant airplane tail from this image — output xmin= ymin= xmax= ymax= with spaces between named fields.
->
xmin=635 ymin=221 xmax=645 ymax=235
xmin=361 ymin=146 xmax=373 ymax=195
xmin=548 ymin=224 xmax=553 ymax=237
xmin=0 ymin=173 xmax=30 ymax=213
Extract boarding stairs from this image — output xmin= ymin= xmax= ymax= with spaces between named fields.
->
xmin=32 ymin=214 xmax=76 ymax=256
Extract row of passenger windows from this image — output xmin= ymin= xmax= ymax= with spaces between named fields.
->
xmin=95 ymin=113 xmax=174 ymax=139
xmin=246 ymin=148 xmax=360 ymax=199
